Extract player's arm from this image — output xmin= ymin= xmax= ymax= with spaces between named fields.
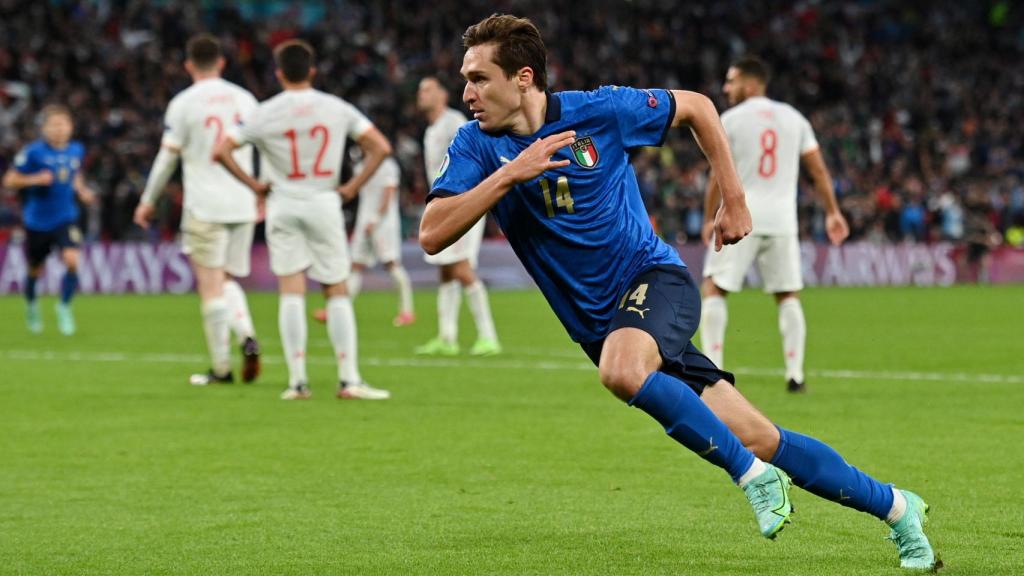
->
xmin=419 ymin=130 xmax=576 ymax=255
xmin=214 ymin=136 xmax=269 ymax=198
xmin=338 ymin=127 xmax=392 ymax=201
xmin=701 ymin=172 xmax=722 ymax=245
xmin=2 ymin=167 xmax=52 ymax=189
xmin=669 ymin=90 xmax=751 ymax=250
xmin=133 ymin=145 xmax=181 ymax=228
xmin=72 ymin=171 xmax=96 ymax=205
xmin=800 ymin=148 xmax=849 ymax=246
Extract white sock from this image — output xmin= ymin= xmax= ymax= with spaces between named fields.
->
xmin=886 ymin=487 xmax=908 ymax=525
xmin=278 ymin=294 xmax=307 ymax=387
xmin=437 ymin=280 xmax=461 ymax=345
xmin=348 ymin=271 xmax=363 ymax=299
xmin=222 ymin=280 xmax=255 ymax=344
xmin=326 ymin=296 xmax=361 ymax=384
xmin=201 ymin=297 xmax=231 ymax=376
xmin=700 ymin=295 xmax=728 ymax=368
xmin=390 ymin=265 xmax=414 ymax=315
xmin=778 ymin=297 xmax=806 ymax=383
xmin=737 ymin=458 xmax=768 ymax=487
xmin=464 ymin=280 xmax=497 ymax=341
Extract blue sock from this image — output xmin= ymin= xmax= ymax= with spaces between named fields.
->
xmin=25 ymin=275 xmax=38 ymax=303
xmin=770 ymin=427 xmax=893 ymax=519
xmin=61 ymin=271 xmax=78 ymax=305
xmin=629 ymin=372 xmax=756 ymax=483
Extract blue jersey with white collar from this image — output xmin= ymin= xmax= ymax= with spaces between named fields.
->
xmin=13 ymin=139 xmax=85 ymax=231
xmin=429 ymin=86 xmax=684 ymax=343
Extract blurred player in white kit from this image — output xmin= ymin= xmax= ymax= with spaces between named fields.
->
xmin=414 ymin=76 xmax=501 ymax=357
xmin=215 ymin=40 xmax=392 ymax=401
xmin=701 ymin=56 xmax=849 ymax=393
xmin=133 ymin=34 xmax=262 ymax=386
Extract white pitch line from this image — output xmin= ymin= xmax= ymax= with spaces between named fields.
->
xmin=0 ymin=349 xmax=1021 ymax=384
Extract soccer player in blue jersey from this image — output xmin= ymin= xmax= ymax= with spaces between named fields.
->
xmin=3 ymin=104 xmax=95 ymax=335
xmin=420 ymin=15 xmax=937 ymax=570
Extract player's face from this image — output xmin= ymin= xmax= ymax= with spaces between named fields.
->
xmin=461 ymin=44 xmax=522 ymax=132
xmin=723 ymin=67 xmax=747 ymax=106
xmin=42 ymin=113 xmax=73 ymax=147
xmin=417 ymin=78 xmax=444 ymax=113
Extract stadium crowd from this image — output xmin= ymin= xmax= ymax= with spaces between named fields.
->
xmin=1 ymin=0 xmax=1022 ymax=250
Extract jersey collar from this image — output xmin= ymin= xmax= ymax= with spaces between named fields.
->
xmin=544 ymin=90 xmax=561 ymax=123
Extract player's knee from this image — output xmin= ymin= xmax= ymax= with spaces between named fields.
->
xmin=742 ymin=426 xmax=781 ymax=461
xmin=598 ymin=361 xmax=647 ymax=402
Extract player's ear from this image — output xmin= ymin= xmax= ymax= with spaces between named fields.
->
xmin=184 ymin=60 xmax=195 ymax=75
xmin=216 ymin=57 xmax=226 ymax=73
xmin=516 ymin=67 xmax=534 ymax=91
xmin=275 ymin=69 xmax=285 ymax=85
xmin=308 ymin=67 xmax=317 ymax=82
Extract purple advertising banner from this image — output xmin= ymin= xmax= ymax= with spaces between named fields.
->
xmin=0 ymin=240 xmax=1019 ymax=295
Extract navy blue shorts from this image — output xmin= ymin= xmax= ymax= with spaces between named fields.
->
xmin=25 ymin=224 xmax=81 ymax=268
xmin=580 ymin=265 xmax=735 ymax=395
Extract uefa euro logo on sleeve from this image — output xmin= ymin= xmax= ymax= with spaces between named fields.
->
xmin=571 ymin=136 xmax=599 ymax=169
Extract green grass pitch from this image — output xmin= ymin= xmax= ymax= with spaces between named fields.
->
xmin=1 ymin=285 xmax=1022 ymax=575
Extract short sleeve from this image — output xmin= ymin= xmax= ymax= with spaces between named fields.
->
xmin=229 ymin=106 xmax=261 ymax=146
xmin=161 ymin=99 xmax=187 ymax=149
xmin=12 ymin=145 xmax=36 ymax=173
xmin=341 ymin=101 xmax=373 ymax=140
xmin=604 ymin=86 xmax=676 ymax=149
xmin=799 ymin=113 xmax=819 ymax=154
xmin=427 ymin=127 xmax=486 ymax=202
xmin=382 ymin=159 xmax=400 ymax=188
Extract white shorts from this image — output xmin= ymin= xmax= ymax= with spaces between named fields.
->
xmin=180 ymin=213 xmax=254 ymax=278
xmin=350 ymin=210 xmax=401 ymax=267
xmin=266 ymin=194 xmax=350 ymax=285
xmin=703 ymin=233 xmax=803 ymax=293
xmin=424 ymin=217 xmax=486 ymax=267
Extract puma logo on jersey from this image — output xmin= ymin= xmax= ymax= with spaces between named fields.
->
xmin=626 ymin=306 xmax=650 ymax=319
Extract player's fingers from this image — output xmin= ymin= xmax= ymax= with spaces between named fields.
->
xmin=546 ymin=159 xmax=571 ymax=169
xmin=715 ymin=226 xmax=724 ymax=252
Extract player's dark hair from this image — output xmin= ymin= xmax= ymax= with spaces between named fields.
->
xmin=463 ymin=14 xmax=548 ymax=91
xmin=274 ymin=40 xmax=316 ymax=83
xmin=731 ymin=56 xmax=771 ymax=85
xmin=186 ymin=34 xmax=222 ymax=70
xmin=39 ymin=104 xmax=71 ymax=123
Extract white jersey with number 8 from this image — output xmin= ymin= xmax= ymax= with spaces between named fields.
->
xmin=231 ymin=88 xmax=373 ymax=198
xmin=720 ymin=96 xmax=818 ymax=235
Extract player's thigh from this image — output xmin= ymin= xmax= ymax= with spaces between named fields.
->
xmin=702 ymin=235 xmax=760 ymax=293
xmin=700 ymin=381 xmax=780 ymax=460
xmin=757 ymin=234 xmax=803 ymax=294
xmin=372 ymin=213 xmax=401 ymax=264
xmin=24 ymin=229 xmax=55 ymax=270
xmin=181 ymin=213 xmax=230 ymax=271
xmin=222 ymin=222 xmax=255 ymax=279
xmin=56 ymin=224 xmax=83 ymax=270
xmin=302 ymin=197 xmax=350 ymax=286
xmin=265 ymin=199 xmax=311 ymax=278
xmin=191 ymin=262 xmax=226 ymax=300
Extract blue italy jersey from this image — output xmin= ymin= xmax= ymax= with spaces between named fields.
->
xmin=429 ymin=86 xmax=684 ymax=343
xmin=13 ymin=139 xmax=85 ymax=231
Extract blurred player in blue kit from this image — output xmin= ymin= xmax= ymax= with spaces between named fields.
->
xmin=4 ymin=104 xmax=95 ymax=335
xmin=419 ymin=14 xmax=937 ymax=570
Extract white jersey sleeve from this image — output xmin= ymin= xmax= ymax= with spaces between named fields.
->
xmin=164 ymin=78 xmax=258 ymax=223
xmin=423 ymin=108 xmax=467 ymax=186
xmin=722 ymin=97 xmax=816 ymax=235
xmin=230 ymin=89 xmax=374 ymax=199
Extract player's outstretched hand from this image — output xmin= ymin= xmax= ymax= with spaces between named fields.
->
xmin=713 ymin=202 xmax=752 ymax=251
xmin=503 ymin=131 xmax=576 ymax=184
xmin=78 ymin=186 xmax=97 ymax=206
xmin=133 ymin=202 xmax=154 ymax=230
xmin=826 ymin=210 xmax=850 ymax=246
